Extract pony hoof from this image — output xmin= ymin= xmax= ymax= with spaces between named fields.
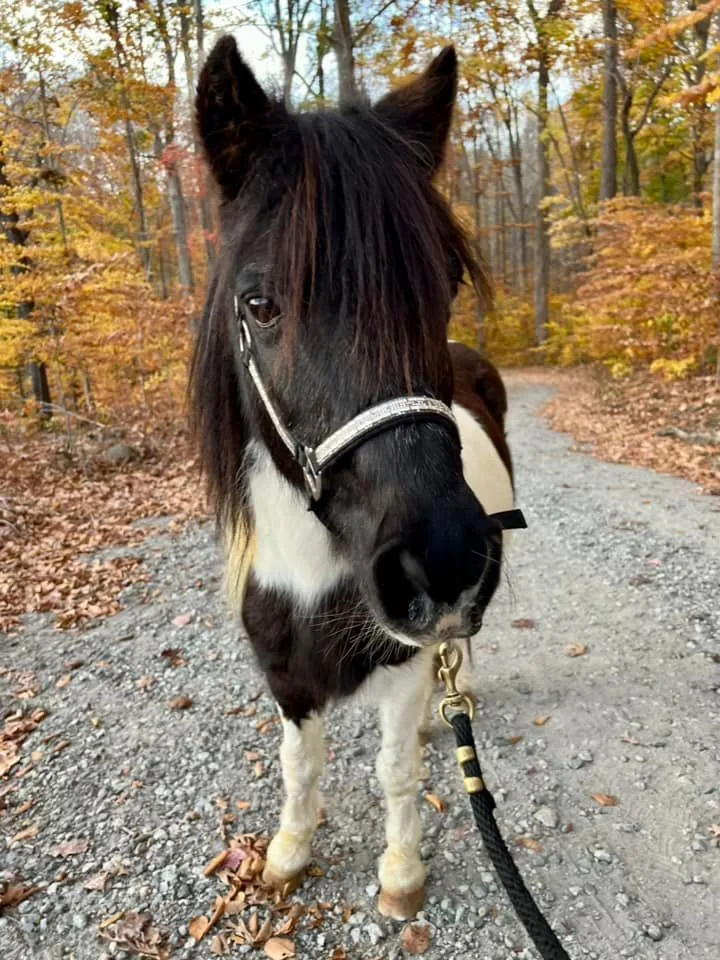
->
xmin=378 ymin=885 xmax=426 ymax=921
xmin=262 ymin=865 xmax=305 ymax=898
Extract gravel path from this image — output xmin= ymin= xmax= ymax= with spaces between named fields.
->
xmin=2 ymin=380 xmax=718 ymax=960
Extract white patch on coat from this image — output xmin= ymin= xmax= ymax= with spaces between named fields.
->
xmin=247 ymin=444 xmax=351 ymax=607
xmin=453 ymin=402 xmax=514 ymax=521
xmin=265 ymin=711 xmax=325 ymax=879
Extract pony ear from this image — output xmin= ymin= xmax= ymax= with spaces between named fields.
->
xmin=374 ymin=46 xmax=458 ymax=176
xmin=196 ymin=34 xmax=278 ymax=198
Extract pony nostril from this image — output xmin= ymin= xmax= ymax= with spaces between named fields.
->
xmin=373 ymin=543 xmax=429 ymax=625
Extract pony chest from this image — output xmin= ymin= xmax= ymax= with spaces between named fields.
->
xmin=247 ymin=449 xmax=351 ymax=606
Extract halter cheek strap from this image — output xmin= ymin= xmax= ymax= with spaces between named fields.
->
xmin=234 ymin=295 xmax=527 ymax=532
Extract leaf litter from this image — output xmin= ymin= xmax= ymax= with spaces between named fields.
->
xmin=189 ymin=833 xmax=333 ymax=954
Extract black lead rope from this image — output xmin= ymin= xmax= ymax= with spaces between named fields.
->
xmin=447 ymin=713 xmax=572 ymax=960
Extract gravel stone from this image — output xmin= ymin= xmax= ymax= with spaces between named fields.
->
xmin=1 ymin=380 xmax=718 ymax=960
xmin=533 ymin=805 xmax=559 ymax=828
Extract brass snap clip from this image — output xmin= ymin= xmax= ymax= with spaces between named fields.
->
xmin=437 ymin=641 xmax=474 ymax=726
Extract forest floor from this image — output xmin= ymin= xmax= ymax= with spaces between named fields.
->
xmin=1 ymin=372 xmax=719 ymax=960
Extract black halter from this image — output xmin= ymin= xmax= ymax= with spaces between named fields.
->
xmin=234 ymin=295 xmax=527 ymax=533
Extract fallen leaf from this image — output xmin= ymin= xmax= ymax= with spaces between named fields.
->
xmin=423 ymin=793 xmax=447 ymax=813
xmin=50 ymin=838 xmax=89 ymax=857
xmin=189 ymin=916 xmax=210 ymax=941
xmin=211 ymin=933 xmax=229 ymax=955
xmin=254 ymin=760 xmax=265 ymax=778
xmin=244 ymin=751 xmax=261 ymax=762
xmin=566 ymin=643 xmax=588 ymax=658
xmin=534 ymin=715 xmax=552 ymax=726
xmin=14 ymin=799 xmax=34 ymax=816
xmin=264 ymin=936 xmax=296 ymax=959
xmin=516 ymin=836 xmax=543 ymax=853
xmin=9 ymin=822 xmax=39 ymax=846
xmin=591 ymin=793 xmax=619 ymax=807
xmin=256 ymin=717 xmax=280 ymax=735
xmin=507 ymin=735 xmax=524 ymax=745
xmin=274 ymin=904 xmax=304 ymax=936
xmin=137 ymin=675 xmax=155 ymax=692
xmin=204 ymin=850 xmax=229 ymax=877
xmin=160 ymin=647 xmax=185 ymax=667
xmin=0 ymin=882 xmax=38 ymax=910
xmin=330 ymin=949 xmax=348 ymax=960
xmin=226 ymin=705 xmax=257 ymax=717
xmin=84 ymin=871 xmax=111 ymax=891
xmin=401 ymin=923 xmax=432 ymax=955
xmin=99 ymin=911 xmax=125 ymax=930
xmin=169 ymin=695 xmax=193 ymax=710
xmin=236 ymin=800 xmax=252 ymax=812
xmin=55 ymin=673 xmax=72 ymax=689
xmin=511 ymin=617 xmax=536 ymax=629
xmin=172 ymin=613 xmax=192 ymax=627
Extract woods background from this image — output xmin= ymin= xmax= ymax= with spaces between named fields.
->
xmin=2 ymin=0 xmax=719 ymax=421
xmin=1 ymin=1 xmax=719 ymax=631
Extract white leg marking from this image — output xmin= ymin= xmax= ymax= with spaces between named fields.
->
xmin=265 ymin=711 xmax=325 ymax=881
xmin=375 ymin=650 xmax=435 ymax=908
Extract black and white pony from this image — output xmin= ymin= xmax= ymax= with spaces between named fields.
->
xmin=191 ymin=35 xmax=517 ymax=921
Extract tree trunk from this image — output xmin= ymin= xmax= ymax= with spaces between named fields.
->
xmin=534 ymin=56 xmax=551 ymax=344
xmin=179 ymin=2 xmax=216 ymax=267
xmin=167 ymin=164 xmax=194 ymax=291
xmin=713 ymin=106 xmax=720 ymax=272
xmin=0 ymin=155 xmax=52 ymax=415
xmin=333 ymin=0 xmax=357 ymax=104
xmin=28 ymin=362 xmax=52 ymax=417
xmin=621 ymin=92 xmax=640 ymax=196
xmin=600 ymin=0 xmax=618 ymax=201
xmin=155 ymin=0 xmax=194 ymax=293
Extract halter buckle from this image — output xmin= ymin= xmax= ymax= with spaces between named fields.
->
xmin=297 ymin=445 xmax=323 ymax=501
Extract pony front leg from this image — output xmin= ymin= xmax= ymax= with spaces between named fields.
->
xmin=375 ymin=652 xmax=434 ymax=920
xmin=263 ymin=710 xmax=325 ymax=893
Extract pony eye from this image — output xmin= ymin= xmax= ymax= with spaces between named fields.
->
xmin=246 ymin=296 xmax=281 ymax=329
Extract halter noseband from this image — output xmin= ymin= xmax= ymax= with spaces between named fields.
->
xmin=233 ymin=295 xmax=527 ymax=533
xmin=235 ymin=296 xmax=458 ymax=501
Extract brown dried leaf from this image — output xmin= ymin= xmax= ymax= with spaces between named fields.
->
xmin=423 ymin=792 xmax=447 ymax=813
xmin=567 ymin=643 xmax=588 ymax=658
xmin=160 ymin=647 xmax=185 ymax=667
xmin=330 ymin=950 xmax=348 ymax=960
xmin=274 ymin=904 xmax=304 ymax=936
xmin=50 ymin=838 xmax=89 ymax=857
xmin=235 ymin=800 xmax=252 ymax=812
xmin=137 ymin=675 xmax=155 ymax=692
xmin=244 ymin=751 xmax=261 ymax=762
xmin=401 ymin=923 xmax=432 ymax=955
xmin=204 ymin=850 xmax=229 ymax=876
xmin=55 ymin=673 xmax=72 ymax=689
xmin=507 ymin=735 xmax=524 ymax=745
xmin=591 ymin=793 xmax=619 ymax=807
xmin=168 ymin=695 xmax=193 ymax=710
xmin=189 ymin=916 xmax=210 ymax=942
xmin=264 ymin=936 xmax=296 ymax=959
xmin=84 ymin=871 xmax=110 ymax=891
xmin=254 ymin=760 xmax=265 ymax=778
xmin=511 ymin=618 xmax=536 ymax=629
xmin=534 ymin=715 xmax=552 ymax=726
xmin=210 ymin=934 xmax=229 ymax=955
xmin=516 ymin=836 xmax=543 ymax=853
xmin=0 ymin=882 xmax=38 ymax=909
xmin=172 ymin=614 xmax=192 ymax=627
xmin=254 ymin=914 xmax=274 ymax=945
xmin=9 ymin=822 xmax=39 ymax=846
